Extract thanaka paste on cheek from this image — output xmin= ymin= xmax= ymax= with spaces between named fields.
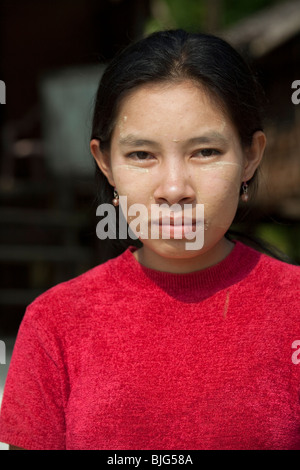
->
xmin=194 ymin=161 xmax=242 ymax=170
xmin=192 ymin=161 xmax=242 ymax=234
xmin=114 ymin=164 xmax=150 ymax=173
xmin=194 ymin=161 xmax=242 ymax=193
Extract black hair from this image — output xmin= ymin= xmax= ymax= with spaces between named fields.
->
xmin=90 ymin=29 xmax=293 ymax=263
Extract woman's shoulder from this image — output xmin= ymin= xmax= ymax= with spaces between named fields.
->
xmin=256 ymin=247 xmax=299 ymax=277
xmin=23 ymin=250 xmax=128 ymax=326
xmin=237 ymin=244 xmax=300 ymax=331
xmin=241 ymin=241 xmax=300 ymax=292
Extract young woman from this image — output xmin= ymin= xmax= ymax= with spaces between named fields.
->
xmin=0 ymin=30 xmax=299 ymax=450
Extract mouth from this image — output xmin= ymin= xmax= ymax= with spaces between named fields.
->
xmin=150 ymin=215 xmax=200 ymax=239
xmin=152 ymin=216 xmax=197 ymax=226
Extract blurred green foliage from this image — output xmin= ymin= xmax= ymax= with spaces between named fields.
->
xmin=254 ymin=223 xmax=300 ymax=263
xmin=230 ymin=220 xmax=300 ymax=264
xmin=222 ymin=0 xmax=280 ymax=26
xmin=145 ymin=0 xmax=284 ymax=34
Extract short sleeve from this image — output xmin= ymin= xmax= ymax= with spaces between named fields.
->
xmin=0 ymin=306 xmax=67 ymax=450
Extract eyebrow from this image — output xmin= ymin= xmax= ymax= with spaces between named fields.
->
xmin=118 ymin=132 xmax=229 ymax=147
xmin=119 ymin=135 xmax=158 ymax=147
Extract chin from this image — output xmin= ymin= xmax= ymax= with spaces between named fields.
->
xmin=140 ymin=226 xmax=229 ymax=259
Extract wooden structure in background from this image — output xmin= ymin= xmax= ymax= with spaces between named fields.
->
xmin=220 ymin=0 xmax=300 ymax=218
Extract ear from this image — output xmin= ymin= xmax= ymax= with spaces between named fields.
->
xmin=90 ymin=139 xmax=116 ymax=187
xmin=242 ymin=130 xmax=266 ymax=181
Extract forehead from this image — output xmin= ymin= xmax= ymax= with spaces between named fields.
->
xmin=112 ymin=80 xmax=235 ymax=140
xmin=118 ymin=80 xmax=222 ymax=114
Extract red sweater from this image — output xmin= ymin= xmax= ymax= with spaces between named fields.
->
xmin=0 ymin=241 xmax=300 ymax=450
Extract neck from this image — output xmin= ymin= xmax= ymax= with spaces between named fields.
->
xmin=133 ymin=237 xmax=234 ymax=274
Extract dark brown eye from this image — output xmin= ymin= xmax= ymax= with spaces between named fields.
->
xmin=127 ymin=151 xmax=152 ymax=160
xmin=201 ymin=149 xmax=214 ymax=157
xmin=193 ymin=149 xmax=220 ymax=158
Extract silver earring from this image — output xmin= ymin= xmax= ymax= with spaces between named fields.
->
xmin=241 ymin=181 xmax=249 ymax=202
xmin=112 ymin=188 xmax=119 ymax=206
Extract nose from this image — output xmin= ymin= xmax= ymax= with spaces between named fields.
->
xmin=153 ymin=158 xmax=196 ymax=206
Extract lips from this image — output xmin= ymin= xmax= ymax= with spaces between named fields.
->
xmin=154 ymin=216 xmax=196 ymax=226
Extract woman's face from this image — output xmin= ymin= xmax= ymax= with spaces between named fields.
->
xmin=92 ymin=80 xmax=264 ymax=272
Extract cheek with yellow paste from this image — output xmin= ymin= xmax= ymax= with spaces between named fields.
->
xmin=193 ymin=160 xmax=243 ymax=232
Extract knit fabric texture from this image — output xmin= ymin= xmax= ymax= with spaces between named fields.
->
xmin=0 ymin=241 xmax=300 ymax=450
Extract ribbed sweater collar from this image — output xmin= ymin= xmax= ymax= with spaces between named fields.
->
xmin=115 ymin=241 xmax=262 ymax=301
